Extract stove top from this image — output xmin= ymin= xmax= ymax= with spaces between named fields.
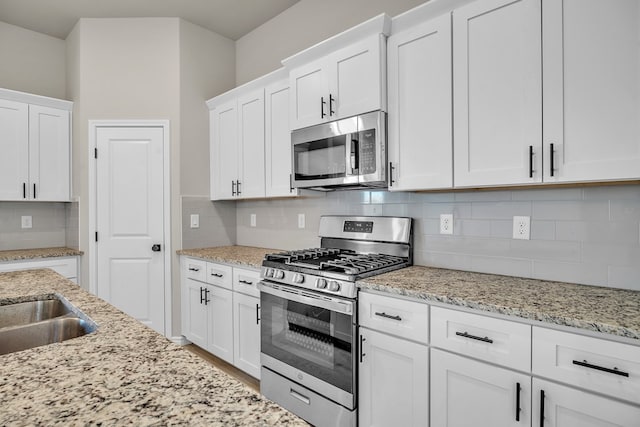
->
xmin=260 ymin=215 xmax=413 ymax=299
xmin=264 ymin=248 xmax=407 ymax=276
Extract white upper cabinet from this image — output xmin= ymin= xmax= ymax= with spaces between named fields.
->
xmin=542 ymin=0 xmax=640 ymax=183
xmin=453 ymin=0 xmax=542 ymax=187
xmin=284 ymin=14 xmax=391 ymax=131
xmin=0 ymin=89 xmax=71 ymax=201
xmin=387 ymin=12 xmax=453 ymax=191
xmin=265 ymin=79 xmax=297 ymax=198
xmin=208 ymin=69 xmax=295 ymax=201
xmin=237 ymin=89 xmax=265 ymax=199
xmin=210 ymin=99 xmax=239 ymax=200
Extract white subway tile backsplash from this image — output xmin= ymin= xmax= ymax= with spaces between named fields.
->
xmin=171 ymin=184 xmax=640 ymax=290
xmin=533 ymin=200 xmax=609 ymax=221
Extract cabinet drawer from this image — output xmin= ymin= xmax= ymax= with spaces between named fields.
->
xmin=232 ymin=267 xmax=260 ymax=298
xmin=184 ymin=259 xmax=206 ymax=282
xmin=206 ymin=263 xmax=233 ymax=290
xmin=0 ymin=257 xmax=78 ymax=279
xmin=431 ymin=306 xmax=531 ymax=372
xmin=532 ymin=327 xmax=640 ymax=404
xmin=359 ymin=292 xmax=429 ymax=344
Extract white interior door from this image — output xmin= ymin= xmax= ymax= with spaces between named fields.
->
xmin=96 ymin=126 xmax=165 ymax=334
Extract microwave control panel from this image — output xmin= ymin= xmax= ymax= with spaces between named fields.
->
xmin=359 ymin=129 xmax=376 ymax=174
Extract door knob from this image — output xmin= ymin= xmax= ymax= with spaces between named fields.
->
xmin=151 ymin=244 xmax=162 ymax=252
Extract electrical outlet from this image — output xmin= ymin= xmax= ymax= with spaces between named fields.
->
xmin=190 ymin=214 xmax=199 ymax=229
xmin=21 ymin=216 xmax=32 ymax=229
xmin=250 ymin=214 xmax=256 ymax=227
xmin=512 ymin=216 xmax=531 ymax=240
xmin=440 ymin=214 xmax=453 ymax=235
xmin=298 ymin=213 xmax=305 ymax=229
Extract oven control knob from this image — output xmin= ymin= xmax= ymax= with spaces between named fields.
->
xmin=328 ymin=281 xmax=341 ymax=292
xmin=274 ymin=270 xmax=285 ymax=280
xmin=264 ymin=268 xmax=274 ymax=278
xmin=315 ymin=278 xmax=327 ymax=289
xmin=293 ymin=274 xmax=305 ymax=284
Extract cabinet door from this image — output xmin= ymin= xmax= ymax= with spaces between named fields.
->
xmin=359 ymin=328 xmax=429 ymax=427
xmin=210 ymin=100 xmax=238 ymax=200
xmin=329 ymin=34 xmax=386 ymax=121
xmin=431 ymin=349 xmax=531 ymax=427
xmin=542 ymin=0 xmax=640 ymax=182
xmin=388 ymin=13 xmax=452 ymax=191
xmin=265 ymin=80 xmax=297 ymax=198
xmin=181 ymin=278 xmax=208 ymax=348
xmin=289 ymin=58 xmax=329 ymax=130
xmin=206 ymin=284 xmax=234 ymax=364
xmin=29 ymin=105 xmax=70 ymax=201
xmin=237 ymin=89 xmax=265 ymax=199
xmin=233 ymin=292 xmax=261 ymax=379
xmin=0 ymin=99 xmax=28 ymax=200
xmin=453 ymin=0 xmax=542 ymax=187
xmin=532 ymin=378 xmax=640 ymax=427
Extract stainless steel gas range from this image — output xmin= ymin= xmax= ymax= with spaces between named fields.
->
xmin=258 ymin=215 xmax=413 ymax=427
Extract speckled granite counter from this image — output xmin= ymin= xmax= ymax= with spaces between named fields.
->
xmin=177 ymin=246 xmax=280 ymax=269
xmin=0 ymin=269 xmax=306 ymax=426
xmin=357 ymin=266 xmax=640 ymax=341
xmin=0 ymin=247 xmax=83 ymax=262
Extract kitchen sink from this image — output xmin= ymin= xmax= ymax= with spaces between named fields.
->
xmin=0 ymin=298 xmax=72 ymax=329
xmin=0 ymin=295 xmax=97 ymax=355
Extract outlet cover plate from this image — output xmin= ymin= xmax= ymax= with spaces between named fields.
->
xmin=250 ymin=214 xmax=257 ymax=228
xmin=440 ymin=214 xmax=453 ymax=235
xmin=21 ymin=216 xmax=33 ymax=229
xmin=298 ymin=213 xmax=305 ymax=229
xmin=512 ymin=216 xmax=530 ymax=240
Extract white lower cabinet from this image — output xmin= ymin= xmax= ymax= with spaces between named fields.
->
xmin=431 ymin=349 xmax=531 ymax=427
xmin=359 ymin=327 xmax=429 ymax=427
xmin=181 ymin=277 xmax=233 ymax=364
xmin=532 ymin=378 xmax=640 ymax=427
xmin=0 ymin=256 xmax=79 ymax=283
xmin=181 ymin=257 xmax=261 ymax=378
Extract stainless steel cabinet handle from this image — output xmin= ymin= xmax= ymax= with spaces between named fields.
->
xmin=374 ymin=311 xmax=402 ymax=321
xmin=199 ymin=287 xmax=205 ymax=304
xmin=572 ymin=359 xmax=629 ymax=377
xmin=456 ymin=331 xmax=494 ymax=344
xmin=359 ymin=335 xmax=366 ymax=363
xmin=329 ymin=93 xmax=335 ymax=115
xmin=204 ymin=288 xmax=210 ymax=305
xmin=236 ymin=180 xmax=241 ymax=195
xmin=389 ymin=162 xmax=395 ymax=186
xmin=231 ymin=180 xmax=236 ymax=196
xmin=320 ymin=96 xmax=326 ymax=118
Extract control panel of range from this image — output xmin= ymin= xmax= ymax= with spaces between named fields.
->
xmin=260 ymin=267 xmax=356 ymax=299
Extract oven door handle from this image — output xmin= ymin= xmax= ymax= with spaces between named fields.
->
xmin=258 ymin=281 xmax=354 ymax=315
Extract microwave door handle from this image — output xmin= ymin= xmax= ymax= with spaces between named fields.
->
xmin=349 ymin=138 xmax=359 ymax=175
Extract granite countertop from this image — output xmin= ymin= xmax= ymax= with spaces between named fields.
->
xmin=177 ymin=246 xmax=281 ymax=269
xmin=357 ymin=266 xmax=640 ymax=341
xmin=0 ymin=247 xmax=83 ymax=262
xmin=0 ymin=269 xmax=306 ymax=426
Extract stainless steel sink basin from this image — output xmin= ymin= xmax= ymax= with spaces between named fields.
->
xmin=0 ymin=299 xmax=72 ymax=329
xmin=0 ymin=317 xmax=96 ymax=355
xmin=0 ymin=295 xmax=97 ymax=355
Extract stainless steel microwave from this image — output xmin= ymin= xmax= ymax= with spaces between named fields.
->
xmin=291 ymin=111 xmax=387 ymax=190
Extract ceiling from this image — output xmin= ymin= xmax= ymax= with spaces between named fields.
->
xmin=0 ymin=0 xmax=300 ymax=40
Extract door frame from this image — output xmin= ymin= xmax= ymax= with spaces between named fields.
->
xmin=88 ymin=120 xmax=172 ymax=337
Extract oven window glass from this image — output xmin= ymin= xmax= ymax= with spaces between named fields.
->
xmin=294 ymin=135 xmax=347 ymax=180
xmin=261 ymin=290 xmax=354 ymax=393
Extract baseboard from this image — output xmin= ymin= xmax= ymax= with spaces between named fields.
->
xmin=170 ymin=335 xmax=191 ymax=345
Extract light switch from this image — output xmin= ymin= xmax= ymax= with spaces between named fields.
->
xmin=250 ymin=214 xmax=257 ymax=227
xmin=190 ymin=214 xmax=199 ymax=229
xmin=21 ymin=216 xmax=32 ymax=229
xmin=298 ymin=213 xmax=305 ymax=229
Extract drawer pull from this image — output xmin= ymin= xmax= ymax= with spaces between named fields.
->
xmin=374 ymin=312 xmax=402 ymax=321
xmin=539 ymin=389 xmax=545 ymax=427
xmin=188 ymin=267 xmax=200 ymax=272
xmin=455 ymin=331 xmax=494 ymax=344
xmin=572 ymin=359 xmax=629 ymax=377
xmin=515 ymin=382 xmax=521 ymax=422
xmin=239 ymin=279 xmax=253 ymax=285
xmin=290 ymin=388 xmax=310 ymax=405
xmin=210 ymin=272 xmax=223 ymax=278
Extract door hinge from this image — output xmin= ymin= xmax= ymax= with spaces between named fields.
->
xmin=94 ymin=148 xmax=98 ymax=159
xmin=95 ymin=231 xmax=98 ymax=242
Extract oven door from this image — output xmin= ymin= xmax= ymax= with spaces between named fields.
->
xmin=258 ymin=280 xmax=357 ymax=409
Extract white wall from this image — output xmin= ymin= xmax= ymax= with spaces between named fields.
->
xmin=235 ymin=0 xmax=427 ymax=84
xmin=0 ymin=21 xmax=66 ymax=98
